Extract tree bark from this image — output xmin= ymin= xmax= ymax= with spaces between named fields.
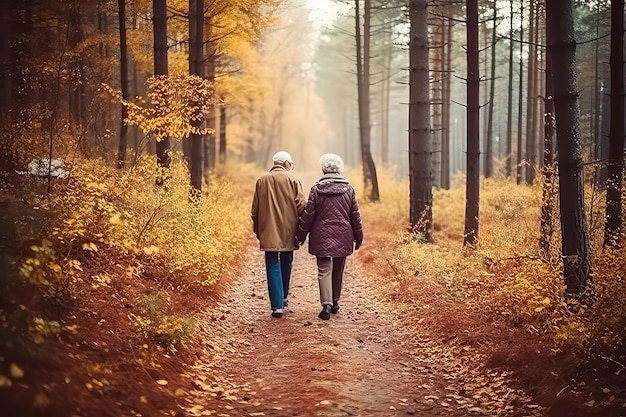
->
xmin=525 ymin=0 xmax=537 ymax=184
xmin=464 ymin=0 xmax=480 ymax=246
xmin=68 ymin=2 xmax=84 ymax=125
xmin=505 ymin=0 xmax=514 ymax=177
xmin=219 ymin=105 xmax=226 ymax=164
xmin=546 ymin=0 xmax=592 ymax=297
xmin=539 ymin=51 xmax=556 ymax=258
xmin=117 ymin=0 xmax=129 ymax=169
xmin=153 ymin=0 xmax=171 ymax=170
xmin=441 ymin=18 xmax=452 ymax=190
xmin=355 ymin=0 xmax=380 ymax=202
xmin=0 ymin=1 xmax=12 ymax=120
xmin=408 ymin=0 xmax=433 ymax=241
xmin=516 ymin=0 xmax=525 ymax=185
xmin=189 ymin=0 xmax=204 ymax=191
xmin=431 ymin=15 xmax=444 ymax=189
xmin=203 ymin=16 xmax=216 ymax=178
xmin=604 ymin=0 xmax=625 ymax=246
xmin=485 ymin=2 xmax=497 ymax=178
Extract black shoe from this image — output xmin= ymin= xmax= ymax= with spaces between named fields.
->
xmin=318 ymin=305 xmax=331 ymax=320
xmin=330 ymin=301 xmax=340 ymax=314
xmin=271 ymin=308 xmax=284 ymax=318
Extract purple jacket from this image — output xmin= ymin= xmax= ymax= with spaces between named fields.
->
xmin=296 ymin=173 xmax=363 ymax=257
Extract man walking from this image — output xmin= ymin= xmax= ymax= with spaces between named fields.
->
xmin=251 ymin=151 xmax=305 ymax=318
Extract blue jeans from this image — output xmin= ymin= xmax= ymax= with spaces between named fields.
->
xmin=264 ymin=251 xmax=293 ymax=310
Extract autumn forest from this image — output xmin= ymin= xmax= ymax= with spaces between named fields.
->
xmin=1 ymin=0 xmax=626 ymax=416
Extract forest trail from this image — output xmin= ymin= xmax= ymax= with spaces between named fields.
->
xmin=177 ymin=243 xmax=494 ymax=417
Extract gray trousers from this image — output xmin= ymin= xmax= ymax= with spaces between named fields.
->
xmin=316 ymin=256 xmax=347 ymax=306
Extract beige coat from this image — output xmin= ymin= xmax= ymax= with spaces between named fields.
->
xmin=251 ymin=165 xmax=305 ymax=251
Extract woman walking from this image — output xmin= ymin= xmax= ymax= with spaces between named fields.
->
xmin=297 ymin=154 xmax=363 ymax=320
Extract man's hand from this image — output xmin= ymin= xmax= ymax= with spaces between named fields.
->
xmin=355 ymin=241 xmax=361 ymax=250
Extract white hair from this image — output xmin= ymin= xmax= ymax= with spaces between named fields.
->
xmin=319 ymin=153 xmax=344 ymax=174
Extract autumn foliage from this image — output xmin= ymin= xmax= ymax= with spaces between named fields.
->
xmin=356 ymin=169 xmax=626 ymax=364
xmin=0 ymin=156 xmax=256 ymax=412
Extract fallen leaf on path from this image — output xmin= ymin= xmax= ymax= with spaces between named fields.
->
xmin=33 ymin=392 xmax=49 ymax=408
xmin=10 ymin=363 xmax=24 ymax=379
xmin=319 ymin=400 xmax=331 ymax=405
xmin=0 ymin=375 xmax=12 ymax=387
xmin=156 ymin=379 xmax=168 ymax=385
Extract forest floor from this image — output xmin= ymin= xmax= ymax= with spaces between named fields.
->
xmin=180 ymin=244 xmax=507 ymax=417
xmin=2 ymin=171 xmax=626 ymax=417
xmin=170 ymin=243 xmax=622 ymax=417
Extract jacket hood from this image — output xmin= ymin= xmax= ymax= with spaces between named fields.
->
xmin=316 ymin=173 xmax=351 ymax=195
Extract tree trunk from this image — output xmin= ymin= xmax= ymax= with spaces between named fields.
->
xmin=516 ymin=0 xmax=525 ymax=185
xmin=189 ymin=0 xmax=204 ymax=191
xmin=431 ymin=15 xmax=444 ymax=189
xmin=485 ymin=1 xmax=497 ymax=178
xmin=117 ymin=0 xmax=129 ymax=169
xmin=153 ymin=0 xmax=171 ymax=170
xmin=525 ymin=0 xmax=537 ymax=184
xmin=0 ymin=1 xmax=12 ymax=120
xmin=539 ymin=51 xmax=556 ymax=258
xmin=68 ymin=2 xmax=84 ymax=125
xmin=441 ymin=19 xmax=452 ymax=190
xmin=464 ymin=0 xmax=480 ymax=246
xmin=506 ymin=0 xmax=514 ymax=177
xmin=593 ymin=7 xmax=602 ymax=168
xmin=203 ymin=16 xmax=216 ymax=178
xmin=381 ymin=28 xmax=391 ymax=166
xmin=219 ymin=105 xmax=226 ymax=164
xmin=408 ymin=0 xmax=433 ymax=241
xmin=604 ymin=0 xmax=625 ymax=246
xmin=546 ymin=0 xmax=592 ymax=297
xmin=355 ymin=0 xmax=380 ymax=201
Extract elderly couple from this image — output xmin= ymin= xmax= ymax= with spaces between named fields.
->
xmin=251 ymin=151 xmax=363 ymax=320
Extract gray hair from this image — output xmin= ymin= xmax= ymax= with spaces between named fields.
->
xmin=319 ymin=153 xmax=344 ymax=174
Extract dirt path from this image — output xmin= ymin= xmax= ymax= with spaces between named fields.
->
xmin=178 ymin=244 xmax=500 ymax=417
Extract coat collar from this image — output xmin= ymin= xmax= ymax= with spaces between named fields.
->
xmin=318 ymin=172 xmax=349 ymax=184
xmin=269 ymin=164 xmax=288 ymax=173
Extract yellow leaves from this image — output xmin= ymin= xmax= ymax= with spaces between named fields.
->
xmin=30 ymin=317 xmax=61 ymax=344
xmin=143 ymin=245 xmax=160 ymax=256
xmin=82 ymin=242 xmax=98 ymax=252
xmin=109 ymin=213 xmax=124 ymax=225
xmin=10 ymin=363 xmax=24 ymax=379
xmin=33 ymin=392 xmax=50 ymax=408
xmin=0 ymin=375 xmax=12 ymax=387
xmin=68 ymin=259 xmax=83 ymax=271
xmin=105 ymin=74 xmax=221 ymax=141
xmin=86 ymin=364 xmax=111 ymax=392
xmin=0 ymin=363 xmax=22 ymax=388
xmin=92 ymin=273 xmax=112 ymax=289
xmin=533 ymin=298 xmax=551 ymax=313
xmin=20 ymin=240 xmax=56 ymax=287
xmin=86 ymin=182 xmax=107 ymax=192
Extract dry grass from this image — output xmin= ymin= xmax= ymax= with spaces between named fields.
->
xmin=355 ymin=167 xmax=626 ymax=363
